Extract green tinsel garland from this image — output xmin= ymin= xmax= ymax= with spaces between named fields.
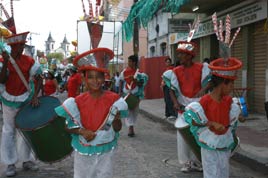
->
xmin=122 ymin=0 xmax=191 ymax=42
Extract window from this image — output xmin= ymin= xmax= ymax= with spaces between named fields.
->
xmin=160 ymin=42 xmax=167 ymax=56
xmin=150 ymin=46 xmax=155 ymax=57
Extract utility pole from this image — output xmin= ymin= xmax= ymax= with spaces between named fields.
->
xmin=133 ymin=0 xmax=139 ymax=56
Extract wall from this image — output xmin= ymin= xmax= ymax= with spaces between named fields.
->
xmin=139 ymin=56 xmax=168 ymax=99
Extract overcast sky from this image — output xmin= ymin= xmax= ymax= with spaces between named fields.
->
xmin=2 ymin=0 xmax=87 ymax=51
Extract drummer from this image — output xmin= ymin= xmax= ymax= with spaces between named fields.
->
xmin=119 ymin=55 xmax=148 ymax=137
xmin=0 ymin=32 xmax=42 ymax=176
xmin=54 ymin=47 xmax=128 ymax=178
xmin=184 ymin=14 xmax=243 ymax=178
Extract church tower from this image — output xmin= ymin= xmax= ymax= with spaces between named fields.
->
xmin=45 ymin=32 xmax=55 ymax=55
xmin=61 ymin=34 xmax=70 ymax=57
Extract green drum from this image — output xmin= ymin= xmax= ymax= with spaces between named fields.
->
xmin=15 ymin=96 xmax=73 ymax=163
xmin=124 ymin=93 xmax=139 ymax=110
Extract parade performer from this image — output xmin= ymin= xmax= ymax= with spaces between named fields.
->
xmin=0 ymin=32 xmax=42 ymax=177
xmin=42 ymin=70 xmax=59 ymax=96
xmin=166 ymin=16 xmax=211 ymax=172
xmin=184 ymin=13 xmax=242 ymax=178
xmin=54 ymin=47 xmax=128 ymax=178
xmin=67 ymin=65 xmax=82 ymax=97
xmin=119 ymin=54 xmax=148 ymax=137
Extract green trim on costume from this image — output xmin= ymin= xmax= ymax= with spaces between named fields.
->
xmin=201 ymin=74 xmax=211 ymax=88
xmin=184 ymin=110 xmax=236 ymax=151
xmin=55 ymin=104 xmax=121 ymax=155
xmin=120 ymin=110 xmax=129 ymax=118
xmin=71 ymin=132 xmax=119 ymax=155
xmin=0 ymin=81 xmax=35 ymax=108
xmin=162 ymin=75 xmax=171 ymax=88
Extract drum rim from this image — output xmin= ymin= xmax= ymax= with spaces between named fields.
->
xmin=15 ymin=96 xmax=61 ymax=130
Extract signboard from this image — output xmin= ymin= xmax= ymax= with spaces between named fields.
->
xmin=169 ymin=0 xmax=267 ymax=44
xmin=168 ymin=19 xmax=193 ymax=33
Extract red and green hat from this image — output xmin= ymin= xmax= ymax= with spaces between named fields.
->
xmin=5 ymin=31 xmax=29 ymax=45
xmin=73 ymin=47 xmax=114 ymax=73
xmin=209 ymin=13 xmax=242 ymax=80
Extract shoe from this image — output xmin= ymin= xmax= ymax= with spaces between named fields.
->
xmin=128 ymin=133 xmax=135 ymax=137
xmin=22 ymin=161 xmax=39 ymax=171
xmin=190 ymin=161 xmax=203 ymax=172
xmin=5 ymin=164 xmax=16 ymax=177
xmin=180 ymin=161 xmax=191 ymax=173
xmin=128 ymin=126 xmax=135 ymax=137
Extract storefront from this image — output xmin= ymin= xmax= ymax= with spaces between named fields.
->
xmin=169 ymin=0 xmax=268 ymax=114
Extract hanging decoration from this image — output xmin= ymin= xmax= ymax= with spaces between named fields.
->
xmin=122 ymin=0 xmax=190 ymax=42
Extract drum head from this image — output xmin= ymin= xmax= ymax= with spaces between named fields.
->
xmin=15 ymin=96 xmax=61 ymax=130
xmin=175 ymin=115 xmax=189 ymax=129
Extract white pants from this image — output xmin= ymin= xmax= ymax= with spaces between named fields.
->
xmin=74 ymin=150 xmax=114 ymax=178
xmin=176 ymin=130 xmax=199 ymax=165
xmin=201 ymin=148 xmax=231 ymax=178
xmin=1 ymin=104 xmax=33 ymax=165
xmin=125 ymin=105 xmax=139 ymax=127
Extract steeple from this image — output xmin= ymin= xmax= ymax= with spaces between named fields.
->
xmin=61 ymin=34 xmax=70 ymax=57
xmin=45 ymin=32 xmax=55 ymax=55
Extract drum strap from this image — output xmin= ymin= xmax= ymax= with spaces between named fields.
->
xmin=126 ymin=69 xmax=138 ymax=91
xmin=9 ymin=56 xmax=31 ymax=93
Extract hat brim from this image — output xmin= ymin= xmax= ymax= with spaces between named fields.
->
xmin=73 ymin=47 xmax=114 ymax=73
xmin=209 ymin=57 xmax=242 ymax=80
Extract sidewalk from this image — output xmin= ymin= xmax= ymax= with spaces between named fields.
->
xmin=139 ymin=98 xmax=268 ymax=175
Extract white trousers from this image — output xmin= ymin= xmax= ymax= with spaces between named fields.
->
xmin=74 ymin=150 xmax=114 ymax=178
xmin=1 ymin=104 xmax=33 ymax=165
xmin=201 ymin=148 xmax=231 ymax=178
xmin=125 ymin=105 xmax=139 ymax=127
xmin=176 ymin=130 xmax=199 ymax=165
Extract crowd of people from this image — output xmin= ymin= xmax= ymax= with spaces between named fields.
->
xmin=0 ymin=13 xmax=244 ymax=178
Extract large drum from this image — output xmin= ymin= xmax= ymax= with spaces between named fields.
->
xmin=124 ymin=93 xmax=139 ymax=110
xmin=175 ymin=116 xmax=202 ymax=161
xmin=15 ymin=96 xmax=73 ymax=163
xmin=175 ymin=115 xmax=240 ymax=161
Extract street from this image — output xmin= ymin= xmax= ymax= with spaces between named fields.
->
xmin=0 ymin=96 xmax=266 ymax=177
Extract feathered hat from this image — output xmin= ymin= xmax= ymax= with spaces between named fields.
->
xmin=73 ymin=47 xmax=114 ymax=73
xmin=209 ymin=13 xmax=242 ymax=80
xmin=176 ymin=16 xmax=200 ymax=57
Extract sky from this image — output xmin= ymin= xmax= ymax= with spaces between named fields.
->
xmin=1 ymin=0 xmax=88 ymax=51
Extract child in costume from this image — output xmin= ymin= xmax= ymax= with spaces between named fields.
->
xmin=119 ymin=55 xmax=148 ymax=137
xmin=184 ymin=13 xmax=243 ymax=178
xmin=42 ymin=70 xmax=59 ymax=96
xmin=54 ymin=48 xmax=128 ymax=178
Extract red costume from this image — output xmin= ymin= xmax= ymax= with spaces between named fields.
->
xmin=43 ymin=79 xmax=56 ymax=96
xmin=67 ymin=73 xmax=82 ymax=97
xmin=75 ymin=91 xmax=120 ymax=132
xmin=173 ymin=63 xmax=203 ymax=98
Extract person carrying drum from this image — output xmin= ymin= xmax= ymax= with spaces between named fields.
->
xmin=184 ymin=13 xmax=243 ymax=178
xmin=119 ymin=55 xmax=148 ymax=137
xmin=54 ymin=48 xmax=128 ymax=178
xmin=0 ymin=32 xmax=42 ymax=177
xmin=167 ymin=16 xmax=211 ymax=173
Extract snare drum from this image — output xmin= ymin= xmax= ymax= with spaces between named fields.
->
xmin=15 ymin=96 xmax=73 ymax=163
xmin=124 ymin=93 xmax=140 ymax=110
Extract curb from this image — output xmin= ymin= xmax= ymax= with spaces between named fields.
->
xmin=139 ymin=108 xmax=268 ymax=175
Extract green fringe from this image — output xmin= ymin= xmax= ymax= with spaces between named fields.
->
xmin=122 ymin=0 xmax=191 ymax=42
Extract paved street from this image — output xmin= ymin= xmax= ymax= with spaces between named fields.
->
xmin=0 ymin=96 xmax=266 ymax=177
